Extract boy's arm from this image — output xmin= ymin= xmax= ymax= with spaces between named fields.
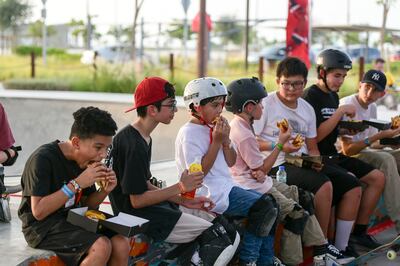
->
xmin=305 ymin=137 xmax=320 ymax=156
xmin=222 ymin=140 xmax=236 ymax=167
xmin=341 ymin=127 xmax=400 ymax=156
xmin=317 ymin=104 xmax=355 ymax=142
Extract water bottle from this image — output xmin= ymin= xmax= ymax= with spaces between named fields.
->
xmin=276 ymin=165 xmax=287 ymax=183
xmin=196 ymin=184 xmax=211 ymax=208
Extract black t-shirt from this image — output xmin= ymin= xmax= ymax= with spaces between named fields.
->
xmin=303 ymin=84 xmax=340 ymax=155
xmin=109 ymin=125 xmax=181 ymax=241
xmin=18 ymin=141 xmax=95 ymax=247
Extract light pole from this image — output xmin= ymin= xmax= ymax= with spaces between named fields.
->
xmin=41 ymin=0 xmax=47 ymax=66
xmin=86 ymin=0 xmax=92 ymax=50
xmin=181 ymin=0 xmax=191 ymax=66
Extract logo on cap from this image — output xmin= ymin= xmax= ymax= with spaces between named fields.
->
xmin=371 ymin=73 xmax=380 ymax=81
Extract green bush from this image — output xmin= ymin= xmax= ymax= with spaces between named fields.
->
xmin=14 ymin=46 xmax=66 ymax=56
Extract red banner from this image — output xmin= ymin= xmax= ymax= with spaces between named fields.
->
xmin=286 ymin=0 xmax=310 ymax=68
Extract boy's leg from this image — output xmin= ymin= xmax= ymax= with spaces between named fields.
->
xmin=270 ymin=164 xmax=333 ymax=238
xmin=268 ymin=183 xmax=303 ymax=265
xmin=109 ymin=235 xmax=130 ymax=266
xmin=336 ymin=155 xmax=385 ymax=249
xmin=357 ymin=150 xmax=400 ymax=233
xmin=224 ymin=187 xmax=278 ymax=264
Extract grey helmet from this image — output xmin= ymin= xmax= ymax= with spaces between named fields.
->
xmin=316 ymin=49 xmax=352 ymax=71
xmin=226 ymin=77 xmax=267 ymax=114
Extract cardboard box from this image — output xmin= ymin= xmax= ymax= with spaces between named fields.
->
xmin=338 ymin=121 xmax=369 ymax=131
xmin=67 ymin=207 xmax=149 ymax=237
xmin=362 ymin=119 xmax=391 ymax=130
xmin=380 ymin=136 xmax=400 ymax=145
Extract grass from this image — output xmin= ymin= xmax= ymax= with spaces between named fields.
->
xmin=1 ymin=54 xmax=399 ymax=98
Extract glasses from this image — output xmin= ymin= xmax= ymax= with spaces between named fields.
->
xmin=161 ymin=100 xmax=177 ymax=110
xmin=281 ymin=81 xmax=305 ymax=91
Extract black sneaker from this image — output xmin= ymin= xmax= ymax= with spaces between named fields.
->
xmin=341 ymin=245 xmax=359 ymax=258
xmin=350 ymin=233 xmax=381 ymax=249
xmin=326 ymin=244 xmax=355 ymax=264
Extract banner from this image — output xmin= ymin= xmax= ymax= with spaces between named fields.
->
xmin=286 ymin=0 xmax=310 ymax=68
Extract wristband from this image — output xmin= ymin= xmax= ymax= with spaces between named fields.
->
xmin=271 ymin=141 xmax=276 ymax=150
xmin=364 ymin=137 xmax=371 ymax=146
xmin=178 ymin=181 xmax=186 ymax=193
xmin=62 ymin=184 xmax=74 ymax=199
xmin=69 ymin=179 xmax=81 ymax=192
xmin=276 ymin=143 xmax=284 ymax=151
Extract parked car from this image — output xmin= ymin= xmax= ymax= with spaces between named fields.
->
xmin=347 ymin=46 xmax=381 ymax=64
xmin=390 ymin=50 xmax=400 ymax=62
xmin=261 ymin=44 xmax=316 ymax=64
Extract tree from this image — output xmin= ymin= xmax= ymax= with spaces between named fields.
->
xmin=214 ymin=16 xmax=256 ymax=46
xmin=28 ymin=20 xmax=56 ymax=45
xmin=68 ymin=18 xmax=101 ymax=48
xmin=376 ymin=0 xmax=397 ymax=56
xmin=0 ymin=0 xmax=31 ymax=50
xmin=107 ymin=25 xmax=132 ymax=44
xmin=131 ymin=0 xmax=144 ymax=61
xmin=167 ymin=19 xmax=194 ymax=40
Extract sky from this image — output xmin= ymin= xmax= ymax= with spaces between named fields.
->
xmin=27 ymin=0 xmax=400 ymax=45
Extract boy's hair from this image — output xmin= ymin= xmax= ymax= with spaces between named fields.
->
xmin=69 ymin=106 xmax=117 ymax=139
xmin=137 ymin=82 xmax=175 ymax=117
xmin=375 ymin=58 xmax=385 ymax=64
xmin=189 ymin=95 xmax=225 ymax=113
xmin=276 ymin=57 xmax=308 ymax=80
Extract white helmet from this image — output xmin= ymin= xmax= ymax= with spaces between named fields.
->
xmin=183 ymin=77 xmax=227 ymax=111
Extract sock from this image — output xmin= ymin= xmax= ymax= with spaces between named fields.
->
xmin=352 ymin=224 xmax=367 ymax=236
xmin=313 ymin=243 xmax=328 ymax=256
xmin=335 ymin=219 xmax=355 ymax=251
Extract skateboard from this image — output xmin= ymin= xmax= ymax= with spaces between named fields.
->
xmin=343 ymin=235 xmax=400 ymax=266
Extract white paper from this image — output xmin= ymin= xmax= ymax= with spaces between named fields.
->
xmin=106 ymin=212 xmax=149 ymax=227
xmin=71 ymin=207 xmax=88 ymax=216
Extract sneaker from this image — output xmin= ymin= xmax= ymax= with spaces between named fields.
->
xmin=326 ymin=244 xmax=355 ymax=264
xmin=239 ymin=261 xmax=257 ymax=266
xmin=341 ymin=245 xmax=359 ymax=258
xmin=273 ymin=256 xmax=285 ymax=266
xmin=350 ymin=233 xmax=381 ymax=249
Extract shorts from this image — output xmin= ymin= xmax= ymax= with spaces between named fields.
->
xmin=333 ymin=153 xmax=376 ymax=178
xmin=36 ymin=219 xmax=115 ymax=266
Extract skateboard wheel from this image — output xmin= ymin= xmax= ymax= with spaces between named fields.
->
xmin=387 ymin=249 xmax=397 ymax=260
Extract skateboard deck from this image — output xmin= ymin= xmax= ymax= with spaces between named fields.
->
xmin=344 ymin=235 xmax=400 ymax=265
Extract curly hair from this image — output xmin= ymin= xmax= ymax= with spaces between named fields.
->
xmin=69 ymin=106 xmax=117 ymax=139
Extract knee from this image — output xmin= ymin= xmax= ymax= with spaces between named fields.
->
xmin=370 ymin=170 xmax=386 ymax=189
xmin=343 ymin=186 xmax=362 ymax=200
xmin=111 ymin=235 xmax=131 ymax=259
xmin=91 ymin=236 xmax=112 ymax=261
xmin=315 ymin=181 xmax=333 ymax=198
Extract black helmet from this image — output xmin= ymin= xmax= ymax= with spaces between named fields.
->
xmin=226 ymin=77 xmax=267 ymax=114
xmin=316 ymin=49 xmax=352 ymax=71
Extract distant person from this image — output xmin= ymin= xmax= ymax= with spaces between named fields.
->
xmin=109 ymin=77 xmax=239 ymax=265
xmin=374 ymin=58 xmax=395 ymax=88
xmin=18 ymin=106 xmax=130 ymax=266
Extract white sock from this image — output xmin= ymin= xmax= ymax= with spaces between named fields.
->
xmin=335 ymin=219 xmax=355 ymax=251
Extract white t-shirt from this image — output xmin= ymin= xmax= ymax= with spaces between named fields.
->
xmin=339 ymin=94 xmax=378 ymax=142
xmin=175 ymin=122 xmax=238 ymax=214
xmin=253 ymin=91 xmax=317 ymax=167
xmin=229 ymin=116 xmax=273 ymax=194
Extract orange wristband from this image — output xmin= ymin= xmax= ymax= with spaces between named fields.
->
xmin=178 ymin=182 xmax=186 ymax=193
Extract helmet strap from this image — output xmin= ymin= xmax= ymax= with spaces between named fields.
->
xmin=191 ymin=113 xmax=214 ymax=144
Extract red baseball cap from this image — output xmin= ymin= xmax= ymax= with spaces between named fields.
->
xmin=125 ymin=77 xmax=169 ymax=113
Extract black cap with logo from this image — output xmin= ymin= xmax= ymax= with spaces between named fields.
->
xmin=361 ymin=70 xmax=387 ymax=92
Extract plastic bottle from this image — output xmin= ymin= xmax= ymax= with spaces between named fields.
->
xmin=196 ymin=183 xmax=211 ymax=208
xmin=276 ymin=165 xmax=287 ymax=183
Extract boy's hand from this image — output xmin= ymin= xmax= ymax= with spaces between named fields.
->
xmin=282 ymin=141 xmax=302 ymax=153
xmin=251 ymin=169 xmax=266 ymax=183
xmin=338 ymin=104 xmax=356 ymax=118
xmin=180 ymin=169 xmax=204 ymax=192
xmin=181 ymin=196 xmax=215 ymax=211
xmin=278 ymin=125 xmax=292 ymax=144
xmin=213 ymin=116 xmax=230 ymax=145
xmin=101 ymin=168 xmax=117 ymax=193
xmin=76 ymin=162 xmax=107 ymax=189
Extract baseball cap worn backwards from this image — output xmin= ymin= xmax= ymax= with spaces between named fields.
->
xmin=361 ymin=70 xmax=387 ymax=92
xmin=125 ymin=77 xmax=169 ymax=113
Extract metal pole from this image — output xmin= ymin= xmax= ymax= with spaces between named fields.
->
xmin=183 ymin=12 xmax=188 ymax=66
xmin=41 ymin=0 xmax=47 ymax=66
xmin=244 ymin=0 xmax=249 ymax=71
xmin=140 ymin=17 xmax=144 ymax=65
xmin=258 ymin=56 xmax=264 ymax=83
xmin=86 ymin=0 xmax=92 ymax=50
xmin=197 ymin=0 xmax=207 ymax=77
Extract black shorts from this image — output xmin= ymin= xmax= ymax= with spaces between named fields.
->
xmin=36 ymin=219 xmax=114 ymax=266
xmin=332 ymin=153 xmax=376 ymax=179
xmin=270 ymin=161 xmax=361 ymax=206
